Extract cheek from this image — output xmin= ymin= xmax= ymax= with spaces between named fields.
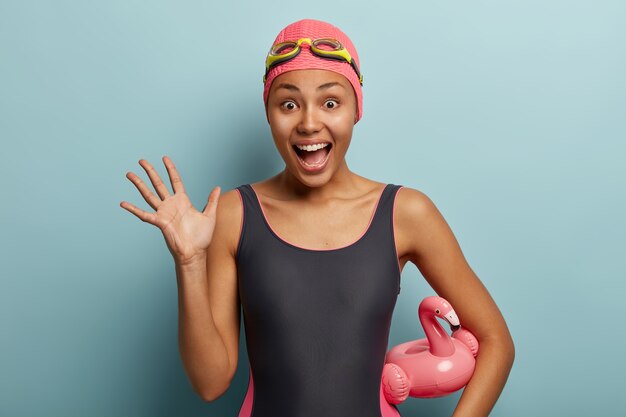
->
xmin=330 ymin=111 xmax=355 ymax=137
xmin=268 ymin=108 xmax=289 ymax=132
xmin=269 ymin=116 xmax=293 ymax=142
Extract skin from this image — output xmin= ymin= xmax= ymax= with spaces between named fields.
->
xmin=266 ymin=69 xmax=357 ymax=194
xmin=120 ymin=68 xmax=514 ymax=415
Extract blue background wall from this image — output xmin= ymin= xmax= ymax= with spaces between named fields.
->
xmin=1 ymin=1 xmax=624 ymax=416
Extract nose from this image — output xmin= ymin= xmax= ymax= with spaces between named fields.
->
xmin=297 ymin=105 xmax=323 ymax=135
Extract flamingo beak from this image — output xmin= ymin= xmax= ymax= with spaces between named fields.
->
xmin=444 ymin=310 xmax=460 ymax=327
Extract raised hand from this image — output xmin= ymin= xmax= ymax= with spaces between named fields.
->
xmin=120 ymin=156 xmax=220 ymax=265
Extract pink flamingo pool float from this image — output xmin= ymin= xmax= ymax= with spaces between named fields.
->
xmin=382 ymin=296 xmax=479 ymax=403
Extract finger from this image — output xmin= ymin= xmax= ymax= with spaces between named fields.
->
xmin=120 ymin=201 xmax=159 ymax=225
xmin=202 ymin=186 xmax=221 ymax=216
xmin=162 ymin=156 xmax=186 ymax=195
xmin=126 ymin=171 xmax=162 ymax=210
xmin=139 ymin=159 xmax=171 ymax=200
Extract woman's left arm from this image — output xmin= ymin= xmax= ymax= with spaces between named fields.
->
xmin=395 ymin=188 xmax=515 ymax=417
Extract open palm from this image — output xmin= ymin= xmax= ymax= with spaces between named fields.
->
xmin=120 ymin=156 xmax=221 ymax=265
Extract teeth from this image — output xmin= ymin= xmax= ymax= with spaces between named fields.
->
xmin=295 ymin=143 xmax=329 ymax=152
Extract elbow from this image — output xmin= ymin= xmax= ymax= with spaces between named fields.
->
xmin=201 ymin=390 xmax=224 ymax=403
xmin=498 ymin=337 xmax=516 ymax=371
xmin=198 ymin=375 xmax=234 ymax=403
xmin=507 ymin=338 xmax=515 ymax=365
xmin=199 ymin=385 xmax=228 ymax=403
xmin=479 ymin=331 xmax=516 ymax=365
xmin=499 ymin=328 xmax=516 ymax=363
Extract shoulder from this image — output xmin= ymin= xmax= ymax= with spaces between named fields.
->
xmin=394 ymin=186 xmax=439 ymax=222
xmin=394 ymin=186 xmax=448 ymax=260
xmin=211 ymin=186 xmax=244 ymax=257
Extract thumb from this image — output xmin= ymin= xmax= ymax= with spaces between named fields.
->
xmin=202 ymin=186 xmax=221 ymax=216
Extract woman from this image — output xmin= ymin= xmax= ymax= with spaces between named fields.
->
xmin=120 ymin=18 xmax=514 ymax=417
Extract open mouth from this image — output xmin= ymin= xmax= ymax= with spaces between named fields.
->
xmin=292 ymin=143 xmax=333 ymax=167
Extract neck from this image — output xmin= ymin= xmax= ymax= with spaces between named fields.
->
xmin=276 ymin=160 xmax=357 ymax=202
xmin=420 ymin=312 xmax=455 ymax=357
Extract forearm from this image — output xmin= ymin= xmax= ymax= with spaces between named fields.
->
xmin=451 ymin=335 xmax=515 ymax=417
xmin=176 ymin=257 xmax=231 ymax=401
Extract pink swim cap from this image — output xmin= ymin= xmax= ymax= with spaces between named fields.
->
xmin=263 ymin=19 xmax=363 ymax=123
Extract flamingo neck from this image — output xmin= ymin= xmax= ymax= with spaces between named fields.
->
xmin=420 ymin=312 xmax=455 ymax=357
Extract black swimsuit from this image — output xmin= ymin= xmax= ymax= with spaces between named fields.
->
xmin=235 ymin=183 xmax=404 ymax=417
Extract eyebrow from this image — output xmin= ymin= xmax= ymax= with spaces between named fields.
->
xmin=275 ymin=82 xmax=345 ymax=92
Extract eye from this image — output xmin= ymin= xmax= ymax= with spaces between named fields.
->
xmin=324 ymin=99 xmax=339 ymax=109
xmin=281 ymin=100 xmax=297 ymax=111
xmin=435 ymin=309 xmax=440 ymax=315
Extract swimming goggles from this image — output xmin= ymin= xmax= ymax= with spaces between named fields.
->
xmin=263 ymin=37 xmax=363 ymax=86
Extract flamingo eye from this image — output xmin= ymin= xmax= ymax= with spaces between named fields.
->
xmin=435 ymin=309 xmax=440 ymax=314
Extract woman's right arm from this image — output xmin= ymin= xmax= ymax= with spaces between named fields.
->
xmin=176 ymin=188 xmax=242 ymax=402
xmin=120 ymin=156 xmax=242 ymax=402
